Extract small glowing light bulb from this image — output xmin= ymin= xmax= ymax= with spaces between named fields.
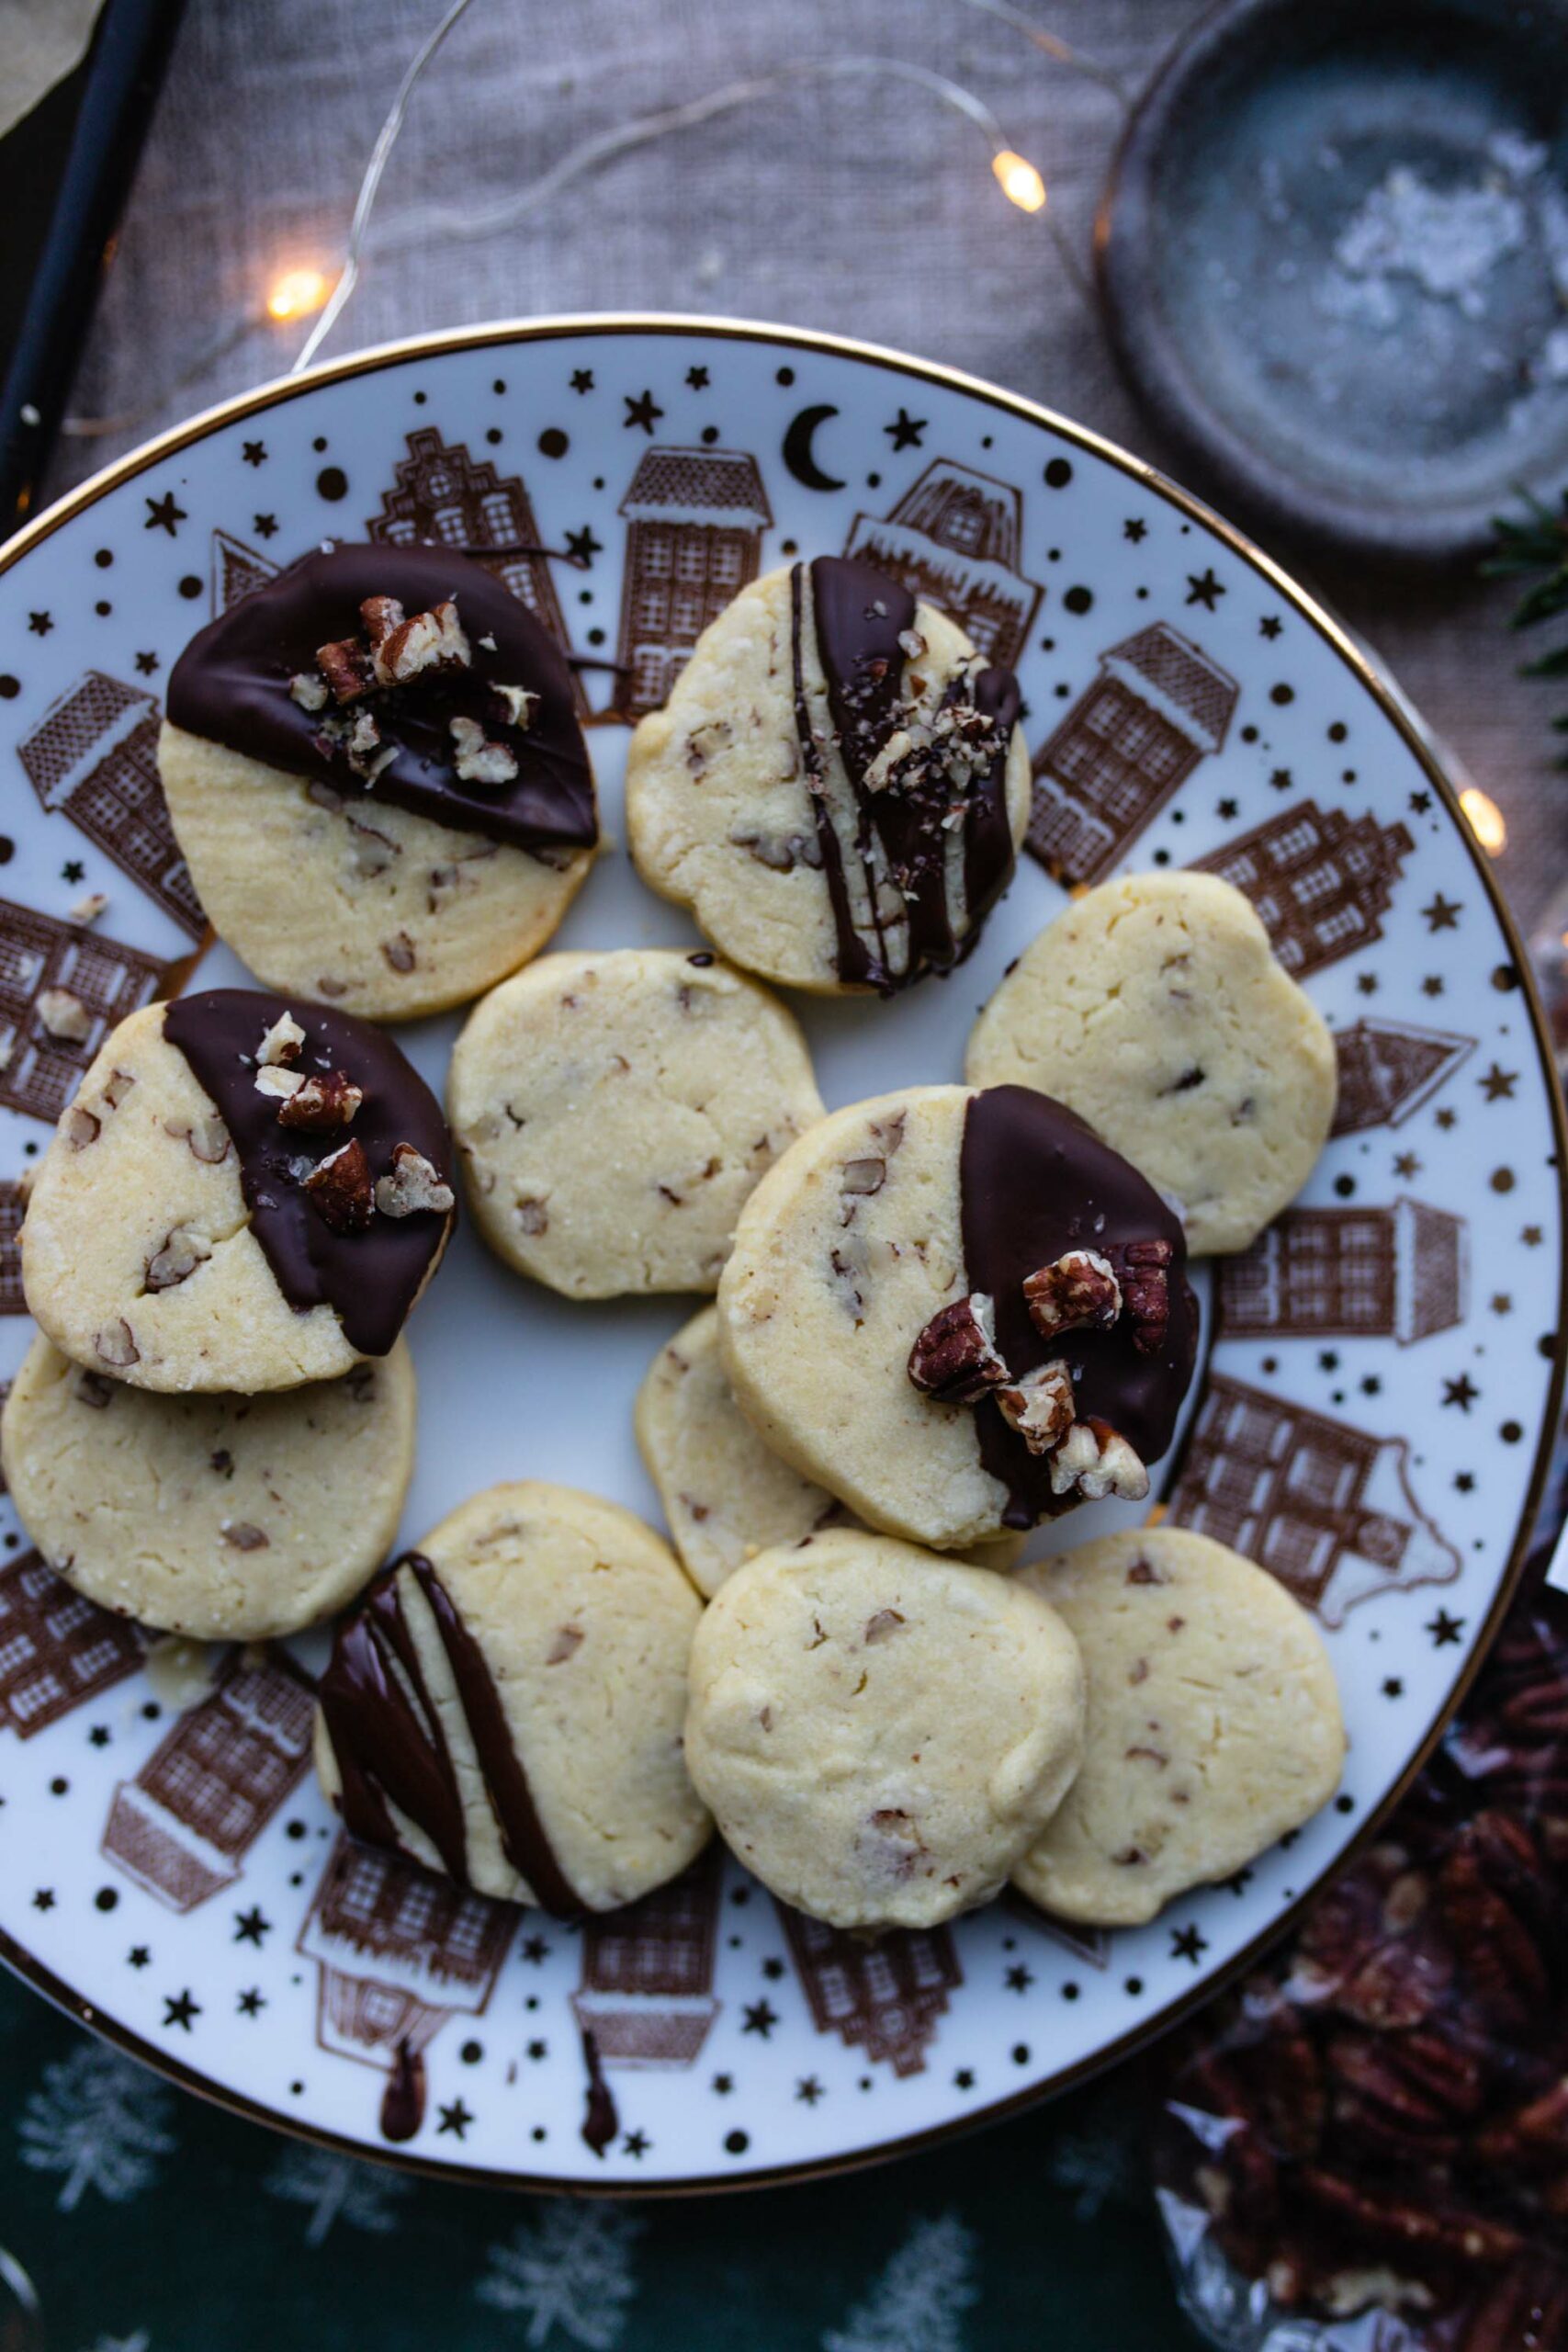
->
xmin=266 ymin=267 xmax=329 ymax=323
xmin=992 ymin=150 xmax=1046 ymax=213
xmin=1460 ymin=786 xmax=1506 ymax=856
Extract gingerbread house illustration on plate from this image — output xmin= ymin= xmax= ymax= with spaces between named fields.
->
xmin=17 ymin=673 xmax=204 ymax=939
xmin=0 ymin=1179 xmax=25 ymax=1314
xmin=1331 ymin=1016 xmax=1476 ymax=1136
xmin=1025 ymin=623 xmax=1239 ymax=887
xmin=775 ymin=1903 xmax=961 ymax=2076
xmin=210 ymin=527 xmax=278 ymax=616
xmin=0 ymin=1551 xmax=143 ymax=1738
xmin=570 ymin=1846 xmax=721 ymax=2067
xmin=1216 ymin=1198 xmax=1467 ymax=1347
xmin=1166 ymin=1374 xmax=1461 ymax=1624
xmin=102 ymin=1652 xmax=315 ymax=1912
xmin=1190 ymin=800 xmax=1413 ymax=978
xmin=841 ymin=459 xmax=1043 ymax=668
xmin=613 ymin=447 xmax=772 ymax=719
xmin=366 ymin=425 xmax=586 ymax=716
xmin=0 ymin=899 xmax=164 ymax=1125
xmin=299 ymin=1836 xmax=513 ymax=2139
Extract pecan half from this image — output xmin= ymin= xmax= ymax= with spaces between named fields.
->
xmin=449 ymin=713 xmax=519 ymax=786
xmin=304 ymin=1137 xmax=375 ymax=1231
xmin=316 ymin=636 xmax=372 ymax=704
xmin=996 ymin=1358 xmax=1076 ymax=1453
xmin=908 ymin=1292 xmax=1009 ymax=1404
xmin=1022 ymin=1249 xmax=1122 ymax=1340
xmin=276 ymin=1070 xmax=364 ymax=1131
xmin=371 ymin=596 xmax=470 ymax=686
xmin=1047 ymin=1417 xmax=1149 ymax=1501
xmin=1107 ymin=1238 xmax=1174 ymax=1356
xmin=374 ymin=1143 xmax=455 ymax=1218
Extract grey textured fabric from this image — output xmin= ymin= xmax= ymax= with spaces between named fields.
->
xmin=40 ymin=0 xmax=1568 ymax=925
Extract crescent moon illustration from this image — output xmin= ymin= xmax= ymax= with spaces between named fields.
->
xmin=782 ymin=404 xmax=845 ymax=492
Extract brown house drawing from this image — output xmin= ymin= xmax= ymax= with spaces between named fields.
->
xmin=1166 ymin=1374 xmax=1461 ymax=1625
xmin=299 ymin=1836 xmax=513 ymax=2141
xmin=0 ymin=1551 xmax=143 ymax=1737
xmin=570 ymin=1846 xmax=721 ymax=2068
xmin=1191 ymin=801 xmax=1413 ymax=978
xmin=17 ymin=673 xmax=203 ymax=939
xmin=210 ymin=527 xmax=278 ymax=616
xmin=1026 ymin=623 xmax=1239 ymax=886
xmin=775 ymin=1903 xmax=961 ymax=2076
xmin=1216 ymin=1198 xmax=1466 ymax=1346
xmin=1332 ymin=1017 xmax=1476 ymax=1136
xmin=0 ymin=1179 xmax=25 ymax=1314
xmin=614 ymin=447 xmax=772 ymax=718
xmin=366 ymin=425 xmax=586 ymax=716
xmin=0 ymin=899 xmax=164 ymax=1125
xmin=841 ymin=459 xmax=1043 ymax=667
xmin=103 ymin=1651 xmax=315 ymax=1912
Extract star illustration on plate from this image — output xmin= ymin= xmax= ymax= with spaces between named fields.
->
xmin=1421 ymin=976 xmax=1445 ymax=998
xmin=1216 ymin=797 xmax=1238 ymax=820
xmin=237 ymin=1988 xmax=265 ymax=2017
xmin=88 ymin=1723 xmax=110 ymax=1747
xmin=254 ymin=513 xmax=278 ymax=539
xmin=622 ymin=2131 xmax=650 ymax=2157
xmin=563 ymin=525 xmax=603 ymax=567
xmin=711 ymin=2073 xmax=733 ymax=2095
xmin=1409 ymin=789 xmax=1432 ymax=814
xmin=1258 ymin=615 xmax=1282 ymax=639
xmin=521 ymin=1935 xmax=548 ymax=1962
xmin=1454 ymin=1470 xmax=1475 ymax=1491
xmin=1479 ymin=1063 xmax=1518 ymax=1101
xmin=436 ymin=2099 xmax=473 ymax=2138
xmin=796 ymin=2076 xmax=824 ymax=2104
xmin=1523 ymin=1225 xmax=1544 ymax=1247
xmin=1004 ymin=1964 xmax=1033 ymax=1993
xmin=953 ymin=2068 xmax=976 ymax=2089
xmin=1170 ymin=1924 xmax=1208 ymax=1964
xmin=741 ymin=1999 xmax=778 ymax=2038
xmin=1185 ymin=568 xmax=1224 ymax=609
xmin=1442 ymin=1373 xmax=1479 ymax=1410
xmin=233 ymin=1905 xmax=271 ymax=1944
xmin=144 ymin=491 xmax=186 ymax=536
xmin=1434 ymin=1106 xmax=1456 ymax=1129
xmin=623 ymin=389 xmax=663 ymax=434
xmin=1422 ymin=893 xmax=1461 ymax=933
xmin=1223 ymin=1868 xmax=1254 ymax=1895
xmin=884 ymin=407 xmax=926 ymax=450
xmin=1356 ymin=972 xmax=1379 ymax=995
xmin=242 ymin=440 xmax=266 ymax=467
xmin=28 ymin=611 xmax=51 ymax=635
xmin=685 ymin=365 xmax=709 ymax=390
xmin=163 ymin=1989 xmax=200 ymax=2031
xmin=1122 ymin=516 xmax=1147 ymax=542
xmin=128 ymin=1946 xmax=151 ymax=1969
xmin=1269 ymin=767 xmax=1292 ymax=791
xmin=761 ymin=1955 xmax=785 ymax=1980
xmin=526 ymin=2039 xmax=547 ymax=2060
xmin=32 ymin=1888 xmax=54 ymax=1910
xmin=1491 ymin=1293 xmax=1513 ymax=1316
xmin=61 ymin=859 xmax=85 ymax=884
xmin=1427 ymin=1609 xmax=1465 ymax=1647
xmin=1393 ymin=1151 xmax=1421 ymax=1178
xmin=133 ymin=650 xmax=159 ymax=676
xmin=570 ymin=368 xmax=594 ymax=394
xmin=1382 ymin=1678 xmax=1404 ymax=1698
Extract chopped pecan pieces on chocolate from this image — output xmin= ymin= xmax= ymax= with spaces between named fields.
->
xmin=144 ymin=1226 xmax=212 ymax=1292
xmin=316 ymin=636 xmax=373 ymax=704
xmin=1022 ymin=1248 xmax=1122 ymax=1340
xmin=1047 ymin=1418 xmax=1149 ymax=1502
xmin=492 ymin=683 xmax=537 ymax=730
xmin=36 ymin=986 xmax=91 ymax=1045
xmin=254 ymin=1063 xmax=305 ymax=1103
xmin=255 ymin=1010 xmax=305 ymax=1067
xmin=368 ymin=595 xmax=471 ymax=686
xmin=449 ymin=713 xmax=520 ymax=786
xmin=374 ymin=1142 xmax=455 ymax=1219
xmin=288 ymin=672 xmax=328 ymax=713
xmin=276 ymin=1070 xmax=364 ymax=1131
xmin=908 ymin=1292 xmax=1010 ymax=1404
xmin=1108 ymin=1238 xmax=1174 ymax=1356
xmin=996 ymin=1359 xmax=1077 ymax=1454
xmin=304 ymin=1136 xmax=375 ymax=1232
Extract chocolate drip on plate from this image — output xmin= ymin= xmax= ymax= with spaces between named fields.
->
xmin=319 ymin=1552 xmax=580 ymax=1919
xmin=580 ymin=2027 xmax=620 ymax=2157
xmin=167 ymin=543 xmax=597 ymax=855
xmin=380 ymin=2038 xmax=426 ymax=2143
xmin=164 ymin=988 xmax=451 ymax=1359
xmin=960 ymin=1086 xmax=1198 ymax=1528
xmin=787 ymin=554 xmax=1019 ymax=991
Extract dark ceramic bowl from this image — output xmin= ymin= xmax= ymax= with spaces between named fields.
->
xmin=1098 ymin=0 xmax=1568 ymax=566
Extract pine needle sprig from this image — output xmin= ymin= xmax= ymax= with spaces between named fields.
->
xmin=1484 ymin=486 xmax=1568 ymax=762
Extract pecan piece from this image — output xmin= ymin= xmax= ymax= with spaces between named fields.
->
xmin=164 ymin=1114 xmax=231 ymax=1164
xmin=449 ymin=713 xmax=519 ymax=786
xmin=36 ymin=987 xmax=91 ymax=1045
xmin=316 ymin=636 xmax=372 ymax=703
xmin=908 ymin=1292 xmax=1009 ymax=1404
xmin=94 ymin=1319 xmax=140 ymax=1370
xmin=288 ymin=672 xmax=328 ymax=713
xmin=1107 ymin=1238 xmax=1174 ymax=1356
xmin=220 ymin=1521 xmax=269 ymax=1552
xmin=304 ymin=1137 xmax=375 ymax=1232
xmin=996 ymin=1359 xmax=1076 ymax=1454
xmin=1022 ymin=1249 xmax=1121 ymax=1340
xmin=64 ymin=1105 xmax=100 ymax=1149
xmin=371 ymin=597 xmax=470 ymax=685
xmin=255 ymin=1011 xmax=305 ymax=1067
xmin=254 ymin=1063 xmax=305 ymax=1103
xmin=1047 ymin=1417 xmax=1149 ymax=1502
xmin=374 ymin=1143 xmax=455 ymax=1218
xmin=144 ymin=1226 xmax=212 ymax=1293
xmin=276 ymin=1070 xmax=364 ymax=1131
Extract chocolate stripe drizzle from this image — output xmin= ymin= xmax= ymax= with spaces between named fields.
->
xmin=164 ymin=988 xmax=451 ymax=1358
xmin=167 ymin=543 xmax=597 ymax=856
xmin=960 ymin=1086 xmax=1199 ymax=1528
xmin=320 ymin=1552 xmax=580 ymax=1919
xmin=786 ymin=554 xmax=1020 ymax=991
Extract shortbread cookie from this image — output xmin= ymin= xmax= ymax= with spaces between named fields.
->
xmin=162 ymin=544 xmax=598 ymax=1020
xmin=315 ymin=1481 xmax=710 ymax=1912
xmin=448 ymin=948 xmax=823 ymax=1298
xmin=635 ymin=1306 xmax=1021 ymax=1596
xmin=965 ymin=871 xmax=1337 ymax=1255
xmin=1 ymin=1333 xmax=415 ymax=1639
xmin=626 ymin=556 xmax=1031 ymax=993
xmin=716 ymin=1083 xmax=1198 ymax=1547
xmin=1011 ymin=1528 xmax=1345 ymax=1926
xmin=683 ymin=1528 xmax=1085 ymax=1929
xmin=21 ymin=988 xmax=455 ymax=1393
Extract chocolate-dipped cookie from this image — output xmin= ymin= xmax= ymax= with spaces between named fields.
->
xmin=160 ymin=545 xmax=599 ymax=1019
xmin=20 ymin=987 xmax=456 ymax=1392
xmin=314 ymin=1481 xmax=711 ymax=1912
xmin=626 ymin=557 xmax=1030 ymax=994
xmin=716 ymin=1083 xmax=1198 ymax=1548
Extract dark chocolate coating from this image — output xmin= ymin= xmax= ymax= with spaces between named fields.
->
xmin=163 ymin=988 xmax=451 ymax=1358
xmin=166 ymin=543 xmax=597 ymax=855
xmin=319 ymin=1552 xmax=580 ymax=1919
xmin=787 ymin=554 xmax=1020 ymax=992
xmin=960 ymin=1085 xmax=1198 ymax=1528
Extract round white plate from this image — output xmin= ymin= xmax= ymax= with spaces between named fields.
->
xmin=0 ymin=316 xmax=1560 ymax=2192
